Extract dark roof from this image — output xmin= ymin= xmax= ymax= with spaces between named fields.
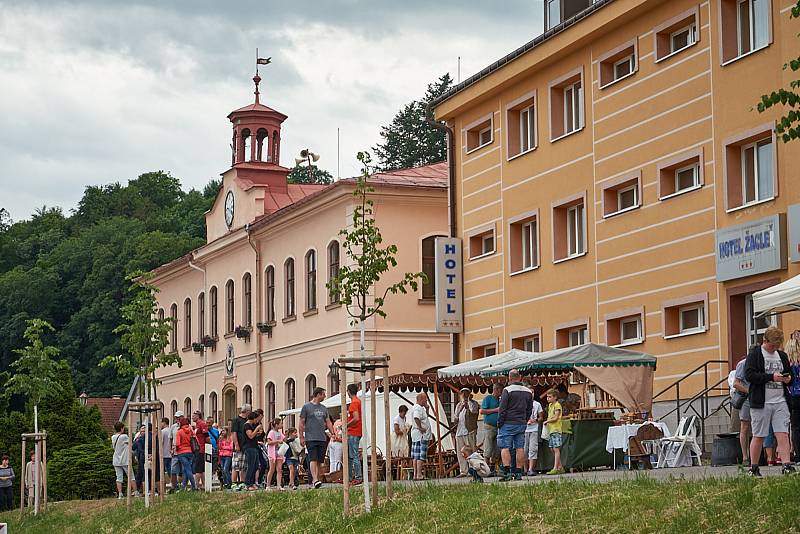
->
xmin=431 ymin=0 xmax=615 ymax=109
xmin=84 ymin=397 xmax=126 ymax=434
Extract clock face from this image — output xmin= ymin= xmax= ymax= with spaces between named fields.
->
xmin=224 ymin=191 xmax=234 ymax=228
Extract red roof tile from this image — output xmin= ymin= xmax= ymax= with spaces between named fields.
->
xmin=263 ymin=183 xmax=328 ymax=214
xmin=84 ymin=397 xmax=126 ymax=434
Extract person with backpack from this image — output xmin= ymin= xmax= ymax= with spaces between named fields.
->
xmin=174 ymin=417 xmax=197 ymax=490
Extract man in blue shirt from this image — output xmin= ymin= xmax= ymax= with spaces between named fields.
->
xmin=480 ymin=383 xmax=502 ymax=476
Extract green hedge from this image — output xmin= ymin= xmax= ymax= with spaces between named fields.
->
xmin=49 ymin=442 xmax=116 ymax=500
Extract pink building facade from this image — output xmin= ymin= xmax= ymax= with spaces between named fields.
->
xmin=151 ymin=76 xmax=451 ymax=425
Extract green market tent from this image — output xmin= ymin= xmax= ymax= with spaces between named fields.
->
xmin=479 ymin=343 xmax=657 ymax=412
xmin=436 ymin=348 xmax=533 ymax=378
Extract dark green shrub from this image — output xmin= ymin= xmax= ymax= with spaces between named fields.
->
xmin=49 ymin=442 xmax=115 ymax=500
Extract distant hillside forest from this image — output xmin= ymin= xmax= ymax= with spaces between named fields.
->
xmin=0 ymin=172 xmax=219 ymax=396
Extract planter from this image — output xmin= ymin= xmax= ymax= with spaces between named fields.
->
xmin=256 ymin=322 xmax=273 ymax=334
xmin=201 ymin=335 xmax=217 ymax=348
xmin=234 ymin=325 xmax=252 ymax=340
xmin=191 ymin=342 xmax=204 ymax=353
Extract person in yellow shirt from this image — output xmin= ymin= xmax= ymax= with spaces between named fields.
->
xmin=544 ymin=389 xmax=564 ymax=475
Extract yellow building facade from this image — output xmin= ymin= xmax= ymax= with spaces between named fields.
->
xmin=434 ymin=0 xmax=800 ymax=403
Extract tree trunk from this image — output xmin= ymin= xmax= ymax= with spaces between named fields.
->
xmin=33 ymin=404 xmax=39 ymax=515
xmin=359 ymin=319 xmax=371 ymax=513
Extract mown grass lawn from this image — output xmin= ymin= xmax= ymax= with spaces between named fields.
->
xmin=3 ymin=475 xmax=799 ymax=533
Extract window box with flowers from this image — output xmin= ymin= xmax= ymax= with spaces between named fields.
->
xmin=234 ymin=325 xmax=252 ymax=340
xmin=201 ymin=335 xmax=217 ymax=348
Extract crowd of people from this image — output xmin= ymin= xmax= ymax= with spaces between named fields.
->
xmin=729 ymin=326 xmax=800 ymax=476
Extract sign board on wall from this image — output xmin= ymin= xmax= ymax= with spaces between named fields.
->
xmin=435 ymin=237 xmax=463 ymax=333
xmin=788 ymin=204 xmax=800 ymax=263
xmin=715 ymin=213 xmax=787 ymax=282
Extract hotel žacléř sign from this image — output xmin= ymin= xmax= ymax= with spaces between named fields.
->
xmin=715 ymin=214 xmax=787 ymax=282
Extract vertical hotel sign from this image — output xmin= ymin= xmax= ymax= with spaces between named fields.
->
xmin=435 ymin=237 xmax=463 ymax=333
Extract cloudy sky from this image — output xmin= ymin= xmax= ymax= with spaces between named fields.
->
xmin=0 ymin=0 xmax=544 ymax=222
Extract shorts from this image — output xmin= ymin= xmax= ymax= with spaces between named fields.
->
xmin=193 ymin=452 xmax=204 ymax=474
xmin=739 ymin=399 xmax=751 ymax=422
xmin=286 ymin=458 xmax=299 ymax=467
xmin=483 ymin=425 xmax=498 ymax=461
xmin=163 ymin=457 xmax=172 ymax=475
xmin=751 ymin=401 xmax=790 ymax=437
xmin=306 ymin=440 xmax=328 ymax=464
xmin=524 ymin=431 xmax=539 ymax=460
xmin=549 ymin=432 xmax=563 ymax=449
xmin=233 ymin=451 xmax=247 ymax=472
xmin=114 ymin=466 xmax=127 ymax=483
xmin=497 ymin=423 xmax=526 ymax=450
xmin=411 ymin=440 xmax=429 ymax=461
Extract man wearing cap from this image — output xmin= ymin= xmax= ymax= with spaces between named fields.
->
xmin=231 ymin=403 xmax=251 ymax=488
xmin=454 ymin=387 xmax=479 ymax=477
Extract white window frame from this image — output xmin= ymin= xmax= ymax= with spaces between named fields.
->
xmin=675 ymin=163 xmax=700 ymax=193
xmin=619 ymin=317 xmax=643 ymax=346
xmin=612 ymin=55 xmax=635 ymax=82
xmin=740 ymin=139 xmax=773 ymax=206
xmin=546 ymin=0 xmax=560 ymax=30
xmin=566 ymin=204 xmax=585 ymax=258
xmin=616 ymin=184 xmax=639 ymax=213
xmin=745 ymin=294 xmax=775 ymax=347
xmin=678 ymin=303 xmax=705 ymax=334
xmin=519 ymin=104 xmax=535 ymax=153
xmin=563 ymin=81 xmax=583 ymax=135
xmin=670 ymin=23 xmax=697 ymax=54
xmin=521 ymin=220 xmax=538 ymax=270
xmin=482 ymin=233 xmax=495 ymax=255
xmin=478 ymin=126 xmax=492 ymax=148
xmin=523 ymin=335 xmax=540 ymax=352
xmin=569 ymin=326 xmax=588 ymax=347
xmin=737 ymin=0 xmax=769 ymax=57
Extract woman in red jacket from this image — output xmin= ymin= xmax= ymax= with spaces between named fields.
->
xmin=174 ymin=418 xmax=197 ymax=490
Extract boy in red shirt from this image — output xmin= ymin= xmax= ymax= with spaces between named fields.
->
xmin=346 ymin=383 xmax=363 ymax=484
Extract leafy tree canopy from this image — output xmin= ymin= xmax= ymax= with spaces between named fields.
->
xmin=287 ymin=164 xmax=334 ymax=185
xmin=372 ymin=73 xmax=452 ymax=171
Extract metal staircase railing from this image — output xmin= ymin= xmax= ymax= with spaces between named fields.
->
xmin=652 ymin=360 xmax=730 ymax=451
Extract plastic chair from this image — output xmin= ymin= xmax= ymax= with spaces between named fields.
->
xmin=657 ymin=415 xmax=701 ymax=468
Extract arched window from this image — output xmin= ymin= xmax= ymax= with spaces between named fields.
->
xmin=184 ymin=397 xmax=192 ymax=415
xmin=256 ymin=128 xmax=268 ymax=162
xmin=225 ymin=280 xmax=235 ymax=333
xmin=328 ymin=367 xmax=340 ymax=395
xmin=285 ymin=259 xmax=295 ymax=318
xmin=285 ymin=378 xmax=296 ymax=427
xmin=243 ymin=385 xmax=253 ymax=407
xmin=198 ymin=292 xmax=205 ymax=339
xmin=266 ymin=382 xmax=276 ymax=421
xmin=209 ymin=392 xmax=218 ymax=421
xmin=265 ymin=266 xmax=275 ymax=323
xmin=305 ymin=374 xmax=317 ymax=401
xmin=328 ymin=241 xmax=340 ymax=305
xmin=272 ymin=130 xmax=279 ymax=165
xmin=209 ymin=286 xmax=218 ymax=339
xmin=421 ymin=235 xmax=444 ymax=300
xmin=198 ymin=394 xmax=204 ymax=416
xmin=241 ymin=128 xmax=252 ymax=162
xmin=243 ymin=273 xmax=252 ymax=327
xmin=305 ymin=250 xmax=317 ymax=311
xmin=183 ymin=298 xmax=192 ymax=347
xmin=170 ymin=400 xmax=178 ymax=418
xmin=158 ymin=308 xmax=165 ymax=352
xmin=170 ymin=303 xmax=178 ymax=353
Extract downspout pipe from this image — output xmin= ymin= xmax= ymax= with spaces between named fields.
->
xmin=245 ymin=223 xmax=264 ymax=409
xmin=188 ymin=256 xmax=207 ymax=415
xmin=425 ymin=102 xmax=458 ymax=366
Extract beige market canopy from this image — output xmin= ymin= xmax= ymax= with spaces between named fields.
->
xmin=479 ymin=343 xmax=657 ymax=412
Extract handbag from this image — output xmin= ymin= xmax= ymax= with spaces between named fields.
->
xmin=541 ymin=425 xmax=550 ymax=440
xmin=277 ymin=443 xmax=289 ymax=457
xmin=731 ymin=390 xmax=747 ymax=410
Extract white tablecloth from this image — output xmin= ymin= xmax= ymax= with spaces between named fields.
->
xmin=605 ymin=422 xmax=671 ymax=453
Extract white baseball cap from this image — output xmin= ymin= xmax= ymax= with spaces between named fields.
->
xmin=174 ymin=410 xmax=184 ymax=418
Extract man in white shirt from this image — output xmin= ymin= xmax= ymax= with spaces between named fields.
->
xmin=454 ymin=388 xmax=479 ymax=477
xmin=410 ymin=393 xmax=433 ymax=481
xmin=525 ymin=396 xmax=544 ymax=476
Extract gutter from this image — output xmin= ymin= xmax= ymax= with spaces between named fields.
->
xmin=425 ymin=102 xmax=458 ymax=366
xmin=187 ymin=256 xmax=208 ymax=415
xmin=245 ymin=223 xmax=264 ymax=409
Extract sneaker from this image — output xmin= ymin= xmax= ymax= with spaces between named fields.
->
xmin=313 ymin=481 xmax=323 ymax=489
xmin=118 ymin=493 xmax=124 ymax=500
xmin=747 ymin=466 xmax=762 ymax=477
xmin=279 ymin=486 xmax=286 ymax=491
xmin=456 ymin=473 xmax=468 ymax=478
xmin=292 ymin=485 xmax=298 ymax=491
xmin=513 ymin=470 xmax=523 ymax=481
xmin=546 ymin=468 xmax=564 ymax=475
xmin=351 ymin=479 xmax=363 ymax=486
xmin=781 ymin=464 xmax=796 ymax=475
xmin=499 ymin=470 xmax=514 ymax=482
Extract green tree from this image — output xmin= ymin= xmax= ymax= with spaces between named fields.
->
xmin=5 ymin=319 xmax=64 ymax=513
xmin=327 ymin=152 xmax=426 ymax=512
xmin=756 ymin=1 xmax=800 ymax=141
xmin=287 ymin=164 xmax=334 ymax=184
xmin=373 ymin=73 xmax=452 ymax=171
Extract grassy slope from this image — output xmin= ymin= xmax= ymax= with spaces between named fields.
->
xmin=3 ymin=476 xmax=800 ymax=533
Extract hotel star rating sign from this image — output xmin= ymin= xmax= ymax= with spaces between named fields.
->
xmin=434 ymin=237 xmax=463 ymax=333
